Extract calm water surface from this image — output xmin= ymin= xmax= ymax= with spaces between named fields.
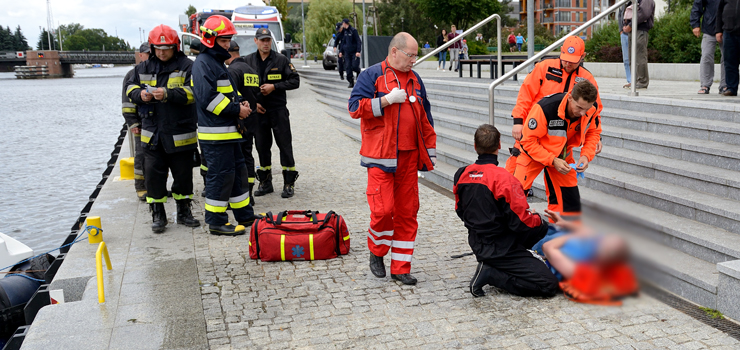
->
xmin=0 ymin=66 xmax=132 ymax=253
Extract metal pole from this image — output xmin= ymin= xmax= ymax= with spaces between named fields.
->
xmin=58 ymin=22 xmax=63 ymax=51
xmin=488 ymin=0 xmax=631 ymax=125
xmin=629 ymin=0 xmax=638 ymax=96
xmin=527 ymin=0 xmax=534 ymax=68
xmin=362 ymin=0 xmax=368 ymax=69
xmin=497 ymin=18 xmax=502 ymax=81
xmin=301 ymin=0 xmax=309 ymax=68
xmin=47 ymin=27 xmax=52 ymax=51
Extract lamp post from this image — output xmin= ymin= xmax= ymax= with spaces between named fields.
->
xmin=301 ymin=0 xmax=309 ymax=68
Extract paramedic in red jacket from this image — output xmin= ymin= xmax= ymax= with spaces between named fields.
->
xmin=348 ymin=32 xmax=437 ymax=285
xmin=454 ymin=124 xmax=558 ymax=297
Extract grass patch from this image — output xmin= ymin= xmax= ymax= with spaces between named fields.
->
xmin=699 ymin=307 xmax=724 ymax=319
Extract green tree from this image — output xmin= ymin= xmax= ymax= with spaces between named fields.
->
xmin=584 ymin=20 xmax=621 ymax=62
xmin=36 ymin=29 xmax=60 ymax=50
xmin=412 ymin=0 xmax=502 ymax=30
xmin=272 ymin=0 xmax=293 ymax=22
xmin=186 ymin=5 xmax=197 ymax=16
xmin=13 ymin=26 xmax=30 ymax=50
xmin=63 ymin=28 xmax=131 ymax=51
xmin=0 ymin=26 xmax=12 ymax=51
xmin=648 ymin=4 xmax=700 ymax=63
xmin=377 ymin=0 xmax=438 ymax=44
xmin=305 ymin=0 xmax=351 ymax=54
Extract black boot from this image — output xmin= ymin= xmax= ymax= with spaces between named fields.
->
xmin=348 ymin=81 xmax=354 ymax=88
xmin=369 ymin=253 xmax=386 ymax=278
xmin=150 ymin=203 xmax=167 ymax=234
xmin=281 ymin=170 xmax=299 ymax=198
xmin=176 ymin=199 xmax=200 ymax=227
xmin=391 ymin=273 xmax=418 ymax=285
xmin=209 ymin=223 xmax=246 ymax=236
xmin=340 ymin=73 xmax=344 ymax=80
xmin=470 ymin=262 xmax=493 ymax=297
xmin=248 ymin=182 xmax=255 ymax=206
xmin=254 ymin=169 xmax=273 ymax=196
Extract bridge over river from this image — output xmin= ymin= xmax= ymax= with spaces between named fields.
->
xmin=0 ymin=50 xmax=136 ymax=76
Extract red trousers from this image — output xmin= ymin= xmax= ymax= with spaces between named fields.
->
xmin=366 ymin=150 xmax=419 ymax=274
xmin=513 ymin=152 xmax=582 ymax=222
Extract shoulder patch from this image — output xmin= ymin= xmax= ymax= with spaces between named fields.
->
xmin=289 ymin=63 xmax=296 ymax=72
xmin=574 ymin=76 xmax=587 ymax=83
xmin=528 ymin=118 xmax=538 ymax=130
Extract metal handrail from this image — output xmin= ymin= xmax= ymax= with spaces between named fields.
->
xmin=414 ymin=14 xmax=502 ymax=79
xmin=488 ymin=0 xmax=631 ymax=124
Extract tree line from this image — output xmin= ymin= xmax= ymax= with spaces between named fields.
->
xmin=0 ymin=25 xmax=30 ymax=51
xmin=37 ymin=23 xmax=133 ymax=51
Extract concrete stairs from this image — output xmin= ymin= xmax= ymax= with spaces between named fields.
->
xmin=300 ymin=69 xmax=740 ymax=316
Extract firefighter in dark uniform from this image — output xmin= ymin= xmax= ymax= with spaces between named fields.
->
xmin=244 ymin=28 xmax=301 ymax=198
xmin=192 ymin=15 xmax=255 ymax=236
xmin=333 ymin=22 xmax=345 ymax=80
xmin=226 ymin=40 xmax=260 ymax=203
xmin=122 ymin=41 xmax=150 ymax=200
xmin=335 ymin=18 xmax=362 ymax=88
xmin=125 ymin=25 xmax=200 ymax=233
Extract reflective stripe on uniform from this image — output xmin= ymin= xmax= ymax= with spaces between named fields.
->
xmin=367 ymin=231 xmax=391 ymax=247
xmin=173 ymin=131 xmax=197 ymax=147
xmin=205 ymin=198 xmax=228 ymax=213
xmin=360 ymin=156 xmax=397 ymax=168
xmin=216 ymin=79 xmax=234 ymax=94
xmin=146 ymin=196 xmax=167 ymax=203
xmin=172 ymin=193 xmax=193 ymax=200
xmin=391 ymin=252 xmax=413 ymax=262
xmin=282 ymin=166 xmax=296 ymax=171
xmin=200 ymin=164 xmax=208 ymax=171
xmin=259 ymin=166 xmax=272 ymax=171
xmin=391 ymin=240 xmax=414 ymax=249
xmin=183 ymin=86 xmax=195 ymax=105
xmin=548 ymin=129 xmax=567 ymax=138
xmin=370 ymin=228 xmax=393 ymax=237
xmin=126 ymin=84 xmax=141 ymax=95
xmin=427 ymin=148 xmax=436 ymax=157
xmin=139 ymin=74 xmax=156 ymax=86
xmin=140 ymin=129 xmax=154 ymax=144
xmin=198 ymin=126 xmax=242 ymax=141
xmin=229 ymin=192 xmax=250 ymax=209
xmin=248 ymin=177 xmax=255 ymax=183
xmin=206 ymin=93 xmax=231 ymax=115
xmin=167 ymin=72 xmax=186 ymax=89
xmin=122 ymin=101 xmax=136 ymax=114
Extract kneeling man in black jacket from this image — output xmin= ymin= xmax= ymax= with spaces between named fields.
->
xmin=453 ymin=124 xmax=559 ymax=297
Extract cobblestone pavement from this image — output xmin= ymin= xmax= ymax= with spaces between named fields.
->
xmin=191 ymin=83 xmax=740 ymax=349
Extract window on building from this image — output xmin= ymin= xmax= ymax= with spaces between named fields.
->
xmin=556 ymin=0 xmax=571 ymax=8
xmin=575 ymin=12 xmax=588 ymax=21
xmin=556 ymin=11 xmax=571 ymax=21
xmin=575 ymin=0 xmax=588 ymax=7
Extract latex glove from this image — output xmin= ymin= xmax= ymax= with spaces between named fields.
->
xmin=569 ymin=163 xmax=586 ymax=180
xmin=385 ymin=88 xmax=407 ymax=104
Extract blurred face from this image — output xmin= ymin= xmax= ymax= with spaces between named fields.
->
xmin=442 ymin=29 xmax=446 ymax=35
xmin=561 ymin=55 xmax=584 ymax=73
xmin=254 ymin=37 xmax=272 ymax=54
xmin=216 ymin=37 xmax=231 ymax=51
xmin=343 ymin=22 xmax=349 ymax=29
xmin=567 ymin=95 xmax=594 ymax=119
xmin=596 ymin=235 xmax=628 ymax=264
xmin=389 ymin=41 xmax=419 ymax=72
xmin=139 ymin=52 xmax=150 ymax=61
xmin=155 ymin=48 xmax=174 ymax=62
xmin=451 ymin=25 xmax=456 ymax=32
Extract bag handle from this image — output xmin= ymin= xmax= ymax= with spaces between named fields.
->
xmin=272 ymin=210 xmax=319 ymax=225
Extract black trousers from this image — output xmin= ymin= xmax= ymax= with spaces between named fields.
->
xmin=481 ymin=248 xmax=560 ymax=297
xmin=133 ymin=133 xmax=146 ymax=191
xmin=337 ymin=52 xmax=344 ymax=77
xmin=343 ymin=52 xmax=361 ymax=83
xmin=239 ymin=118 xmax=257 ymax=184
xmin=202 ymin=142 xmax=254 ymax=225
xmin=143 ymin=144 xmax=194 ymax=203
xmin=254 ymin=108 xmax=295 ymax=170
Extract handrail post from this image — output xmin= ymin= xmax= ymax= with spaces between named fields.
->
xmin=488 ymin=0 xmax=632 ymax=127
xmin=629 ymin=0 xmax=638 ymax=96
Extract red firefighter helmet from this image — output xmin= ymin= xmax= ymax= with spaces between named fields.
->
xmin=200 ymin=15 xmax=237 ymax=48
xmin=148 ymin=24 xmax=180 ymax=50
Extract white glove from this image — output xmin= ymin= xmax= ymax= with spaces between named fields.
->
xmin=385 ymin=88 xmax=407 ymax=104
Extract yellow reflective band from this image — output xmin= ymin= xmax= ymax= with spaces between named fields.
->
xmin=248 ymin=240 xmax=251 ymax=246
xmin=122 ymin=107 xmax=136 ymax=113
xmin=141 ymin=134 xmax=151 ymax=144
xmin=146 ymin=196 xmax=167 ymax=203
xmin=260 ymin=166 xmax=272 ymax=171
xmin=244 ymin=74 xmax=259 ymax=87
xmin=267 ymin=74 xmax=282 ymax=80
xmin=205 ymin=203 xmax=228 ymax=213
xmin=197 ymin=132 xmax=243 ymax=141
xmin=309 ymin=234 xmax=314 ymax=260
xmin=174 ymin=137 xmax=197 ymax=147
xmin=172 ymin=193 xmax=193 ymax=200
xmin=280 ymin=235 xmax=286 ymax=261
xmin=183 ymin=87 xmax=194 ymax=105
xmin=216 ymin=85 xmax=235 ymax=94
xmin=141 ymin=80 xmax=156 ymax=86
xmin=190 ymin=79 xmax=194 ymax=87
xmin=167 ymin=77 xmax=185 ymax=89
xmin=282 ymin=166 xmax=296 ymax=171
xmin=126 ymin=85 xmax=141 ymax=95
xmin=134 ymin=174 xmax=145 ymax=180
xmin=200 ymin=164 xmax=208 ymax=171
xmin=229 ymin=196 xmax=250 ymax=209
xmin=344 ymin=234 xmax=350 ymax=241
xmin=248 ymin=177 xmax=255 ymax=184
xmin=213 ymin=97 xmax=231 ymax=115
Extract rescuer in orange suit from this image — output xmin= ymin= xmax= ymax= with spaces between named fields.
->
xmin=514 ymin=80 xmax=601 ymax=223
xmin=348 ymin=32 xmax=437 ymax=286
xmin=505 ymin=36 xmax=603 ymax=180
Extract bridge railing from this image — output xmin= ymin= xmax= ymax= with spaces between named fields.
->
xmin=59 ymin=51 xmax=136 ymax=64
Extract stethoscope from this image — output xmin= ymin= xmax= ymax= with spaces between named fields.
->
xmin=383 ymin=64 xmax=418 ymax=104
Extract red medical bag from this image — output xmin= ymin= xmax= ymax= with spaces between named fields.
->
xmin=249 ymin=210 xmax=351 ymax=261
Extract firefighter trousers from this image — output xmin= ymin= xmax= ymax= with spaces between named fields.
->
xmin=254 ymin=108 xmax=295 ymax=171
xmin=202 ymin=143 xmax=254 ymax=226
xmin=133 ymin=132 xmax=146 ymax=191
xmin=480 ymin=248 xmax=559 ymax=297
xmin=239 ymin=118 xmax=257 ymax=186
xmin=513 ymin=154 xmax=581 ymax=222
xmin=366 ymin=150 xmax=420 ymax=275
xmin=142 ymin=145 xmax=193 ymax=203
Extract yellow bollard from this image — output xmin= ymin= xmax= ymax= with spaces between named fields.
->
xmin=95 ymin=242 xmax=112 ymax=303
xmin=86 ymin=216 xmax=104 ymax=244
xmin=119 ymin=157 xmax=135 ymax=180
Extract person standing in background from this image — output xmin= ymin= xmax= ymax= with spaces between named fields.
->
xmin=691 ymin=0 xmax=727 ymax=94
xmin=618 ymin=4 xmax=632 ymax=89
xmin=508 ymin=33 xmax=516 ymax=52
xmin=122 ymin=42 xmax=150 ymax=201
xmin=437 ymin=29 xmax=448 ymax=71
xmin=623 ymin=0 xmax=655 ymax=89
xmin=448 ymin=25 xmax=462 ymax=72
xmin=715 ymin=0 xmax=738 ymax=96
xmin=516 ymin=33 xmax=526 ymax=52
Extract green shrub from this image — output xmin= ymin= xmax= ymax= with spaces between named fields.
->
xmin=648 ymin=5 xmax=701 ymax=63
xmin=584 ymin=20 xmax=622 ymax=62
xmin=467 ymin=40 xmax=488 ymax=55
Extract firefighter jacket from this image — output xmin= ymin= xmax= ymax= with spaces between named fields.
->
xmin=511 ymin=58 xmax=603 ymax=126
xmin=348 ymin=60 xmax=437 ymax=173
xmin=519 ymin=92 xmax=602 ymax=168
xmin=228 ymin=56 xmax=260 ymax=133
xmin=453 ymin=154 xmax=548 ymax=260
xmin=125 ymin=52 xmax=197 ymax=154
xmin=192 ymin=46 xmax=244 ymax=145
xmin=122 ymin=68 xmax=140 ymax=128
xmin=242 ymin=50 xmax=300 ymax=112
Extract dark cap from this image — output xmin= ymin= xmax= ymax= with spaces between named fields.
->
xmin=342 ymin=18 xmax=350 ymax=24
xmin=228 ymin=40 xmax=240 ymax=52
xmin=255 ymin=27 xmax=272 ymax=40
xmin=139 ymin=41 xmax=150 ymax=53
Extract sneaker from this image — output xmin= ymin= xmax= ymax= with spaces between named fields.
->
xmin=436 ymin=67 xmax=440 ymax=71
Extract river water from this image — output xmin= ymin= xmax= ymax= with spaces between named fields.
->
xmin=0 ymin=66 xmax=131 ymax=254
